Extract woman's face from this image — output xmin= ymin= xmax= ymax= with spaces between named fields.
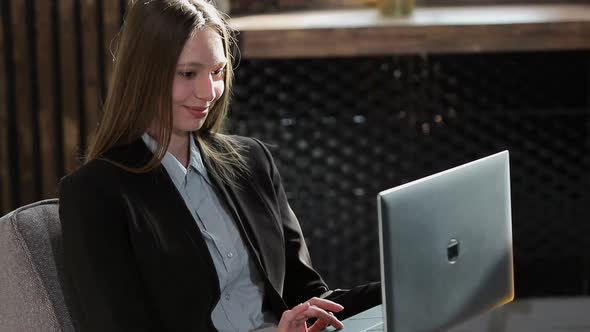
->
xmin=170 ymin=27 xmax=226 ymax=136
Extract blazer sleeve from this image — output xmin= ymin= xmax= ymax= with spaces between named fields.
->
xmin=251 ymin=138 xmax=382 ymax=319
xmin=58 ymin=169 xmax=160 ymax=331
xmin=249 ymin=138 xmax=329 ymax=305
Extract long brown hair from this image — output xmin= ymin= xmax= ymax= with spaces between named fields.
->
xmin=87 ymin=0 xmax=247 ymax=185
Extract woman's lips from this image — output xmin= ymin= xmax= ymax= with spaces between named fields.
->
xmin=184 ymin=106 xmax=208 ymax=118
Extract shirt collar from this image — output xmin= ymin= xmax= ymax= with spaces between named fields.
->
xmin=188 ymin=134 xmax=211 ymax=183
xmin=140 ymin=133 xmax=211 ymax=186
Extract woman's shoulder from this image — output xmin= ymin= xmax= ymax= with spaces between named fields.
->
xmin=60 ymin=138 xmax=150 ymax=187
xmin=66 ymin=157 xmax=122 ymax=177
xmin=207 ymin=134 xmax=277 ymax=186
xmin=226 ymin=134 xmax=273 ymax=160
xmin=225 ymin=134 xmax=277 ymax=170
xmin=59 ymin=157 xmax=128 ymax=194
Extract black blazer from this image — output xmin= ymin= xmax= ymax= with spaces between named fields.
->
xmin=58 ymin=135 xmax=380 ymax=332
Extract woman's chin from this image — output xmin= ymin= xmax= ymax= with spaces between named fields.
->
xmin=174 ymin=120 xmax=206 ymax=133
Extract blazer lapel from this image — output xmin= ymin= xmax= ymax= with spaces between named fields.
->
xmin=105 ymin=139 xmax=220 ymax=292
xmin=198 ymin=138 xmax=287 ymax=296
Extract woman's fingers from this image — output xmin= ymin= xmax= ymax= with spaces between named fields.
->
xmin=281 ymin=302 xmax=311 ymax=324
xmin=304 ymin=306 xmax=344 ymax=330
xmin=303 ymin=297 xmax=344 ymax=330
xmin=308 ymin=319 xmax=330 ymax=332
xmin=277 ymin=300 xmax=345 ymax=332
xmin=288 ymin=302 xmax=312 ymax=318
xmin=307 ymin=297 xmax=344 ymax=313
xmin=307 ymin=311 xmax=341 ymax=332
xmin=278 ymin=302 xmax=310 ymax=332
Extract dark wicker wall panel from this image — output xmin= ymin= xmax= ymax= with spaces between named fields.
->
xmin=230 ymin=52 xmax=590 ymax=297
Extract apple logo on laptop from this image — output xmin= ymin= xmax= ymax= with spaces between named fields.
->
xmin=447 ymin=238 xmax=460 ymax=264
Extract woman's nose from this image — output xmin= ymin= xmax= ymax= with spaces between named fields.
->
xmin=195 ymin=73 xmax=215 ymax=102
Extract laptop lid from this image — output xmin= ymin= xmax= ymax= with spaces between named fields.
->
xmin=377 ymin=150 xmax=514 ymax=332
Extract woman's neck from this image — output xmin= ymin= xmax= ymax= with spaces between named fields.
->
xmin=168 ymin=132 xmax=190 ymax=168
xmin=148 ymin=128 xmax=190 ymax=168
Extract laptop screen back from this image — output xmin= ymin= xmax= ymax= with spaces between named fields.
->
xmin=377 ymin=151 xmax=514 ymax=332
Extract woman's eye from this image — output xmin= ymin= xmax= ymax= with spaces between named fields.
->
xmin=178 ymin=71 xmax=195 ymax=78
xmin=212 ymin=67 xmax=226 ymax=76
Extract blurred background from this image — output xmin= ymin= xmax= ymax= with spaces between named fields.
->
xmin=1 ymin=0 xmax=589 ymax=301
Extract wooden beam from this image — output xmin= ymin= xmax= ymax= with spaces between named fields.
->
xmin=231 ymin=5 xmax=590 ymax=58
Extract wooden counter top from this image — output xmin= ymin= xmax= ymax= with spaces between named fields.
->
xmin=230 ymin=4 xmax=590 ymax=58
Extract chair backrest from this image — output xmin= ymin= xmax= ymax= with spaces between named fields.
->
xmin=0 ymin=199 xmax=76 ymax=332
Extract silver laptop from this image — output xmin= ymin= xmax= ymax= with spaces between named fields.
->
xmin=329 ymin=151 xmax=514 ymax=332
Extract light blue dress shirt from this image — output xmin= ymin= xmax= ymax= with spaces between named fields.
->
xmin=141 ymin=133 xmax=277 ymax=332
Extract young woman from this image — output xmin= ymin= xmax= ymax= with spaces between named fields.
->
xmin=58 ymin=1 xmax=380 ymax=331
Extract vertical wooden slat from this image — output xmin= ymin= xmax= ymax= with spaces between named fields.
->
xmin=51 ymin=0 xmax=65 ymax=181
xmin=11 ymin=0 xmax=35 ymax=206
xmin=36 ymin=0 xmax=59 ymax=198
xmin=73 ymin=0 xmax=86 ymax=161
xmin=26 ymin=0 xmax=43 ymax=202
xmin=81 ymin=0 xmax=100 ymax=154
xmin=0 ymin=0 xmax=8 ymax=213
xmin=586 ymin=57 xmax=590 ymax=296
xmin=59 ymin=0 xmax=81 ymax=174
xmin=1 ymin=0 xmax=20 ymax=212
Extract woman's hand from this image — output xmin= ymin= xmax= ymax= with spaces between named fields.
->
xmin=277 ymin=297 xmax=344 ymax=332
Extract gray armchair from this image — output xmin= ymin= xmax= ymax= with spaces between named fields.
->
xmin=0 ymin=199 xmax=76 ymax=332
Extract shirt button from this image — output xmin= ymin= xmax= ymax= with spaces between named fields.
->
xmin=226 ymin=252 xmax=234 ymax=258
xmin=224 ymin=293 xmax=231 ymax=301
